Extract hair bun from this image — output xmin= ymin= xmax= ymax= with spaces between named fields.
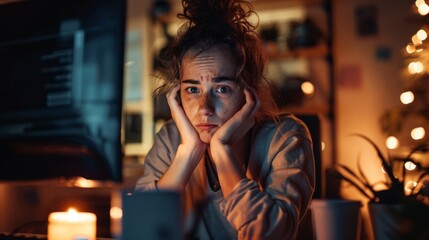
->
xmin=179 ymin=0 xmax=256 ymax=32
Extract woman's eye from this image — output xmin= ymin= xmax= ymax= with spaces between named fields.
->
xmin=215 ymin=86 xmax=229 ymax=93
xmin=186 ymin=87 xmax=199 ymax=93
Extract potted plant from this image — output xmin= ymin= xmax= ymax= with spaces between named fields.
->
xmin=328 ymin=134 xmax=429 ymax=240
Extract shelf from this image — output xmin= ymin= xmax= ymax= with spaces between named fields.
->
xmin=266 ymin=43 xmax=329 ymax=60
xmin=279 ymin=103 xmax=331 ymax=115
xmin=165 ymin=0 xmax=328 ymax=23
xmin=252 ymin=0 xmax=328 ymax=11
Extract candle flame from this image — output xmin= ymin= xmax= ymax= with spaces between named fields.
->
xmin=67 ymin=208 xmax=79 ymax=221
xmin=68 ymin=208 xmax=77 ymax=214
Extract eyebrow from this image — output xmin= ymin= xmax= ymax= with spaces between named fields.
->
xmin=181 ymin=76 xmax=236 ymax=84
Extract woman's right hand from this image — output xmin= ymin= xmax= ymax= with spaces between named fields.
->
xmin=157 ymin=84 xmax=206 ymax=191
xmin=166 ymin=84 xmax=204 ymax=148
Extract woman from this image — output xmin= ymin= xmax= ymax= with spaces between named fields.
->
xmin=136 ymin=0 xmax=315 ymax=239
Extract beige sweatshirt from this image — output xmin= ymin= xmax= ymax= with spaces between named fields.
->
xmin=135 ymin=114 xmax=315 ymax=240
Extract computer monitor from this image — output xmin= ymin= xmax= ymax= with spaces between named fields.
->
xmin=0 ymin=0 xmax=126 ymax=182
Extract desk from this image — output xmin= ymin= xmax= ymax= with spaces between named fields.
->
xmin=1 ymin=233 xmax=114 ymax=240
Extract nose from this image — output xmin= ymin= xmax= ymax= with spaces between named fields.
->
xmin=198 ymin=92 xmax=215 ymax=116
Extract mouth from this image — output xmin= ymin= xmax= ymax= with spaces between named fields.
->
xmin=195 ymin=123 xmax=218 ymax=131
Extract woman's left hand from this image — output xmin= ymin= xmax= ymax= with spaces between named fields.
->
xmin=210 ymin=87 xmax=260 ymax=146
xmin=209 ymin=86 xmax=260 ymax=197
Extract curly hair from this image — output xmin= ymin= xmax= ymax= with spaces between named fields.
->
xmin=154 ymin=0 xmax=278 ymax=121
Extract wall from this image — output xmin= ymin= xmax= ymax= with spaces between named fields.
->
xmin=334 ymin=0 xmax=417 ymax=194
xmin=333 ymin=0 xmax=419 ymax=239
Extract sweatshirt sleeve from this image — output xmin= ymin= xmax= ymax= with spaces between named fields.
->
xmin=135 ymin=120 xmax=180 ymax=192
xmin=219 ymin=116 xmax=315 ymax=240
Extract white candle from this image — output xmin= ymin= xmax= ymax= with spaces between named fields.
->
xmin=48 ymin=208 xmax=97 ymax=240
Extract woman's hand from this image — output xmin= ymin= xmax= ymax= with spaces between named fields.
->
xmin=157 ymin=84 xmax=206 ymax=191
xmin=209 ymin=87 xmax=260 ymax=197
xmin=210 ymin=87 xmax=260 ymax=146
xmin=166 ymin=84 xmax=204 ymax=148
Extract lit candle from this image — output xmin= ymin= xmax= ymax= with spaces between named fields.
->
xmin=48 ymin=208 xmax=97 ymax=240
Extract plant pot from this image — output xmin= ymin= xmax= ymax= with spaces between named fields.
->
xmin=311 ymin=199 xmax=362 ymax=240
xmin=368 ymin=203 xmax=429 ymax=240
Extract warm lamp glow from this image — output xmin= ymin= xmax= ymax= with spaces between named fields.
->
xmin=408 ymin=61 xmax=424 ymax=74
xmin=406 ymin=43 xmax=416 ymax=53
xmin=321 ymin=141 xmax=325 ymax=151
xmin=416 ymin=0 xmax=426 ymax=7
xmin=411 ymin=127 xmax=425 ymax=140
xmin=400 ymin=91 xmax=414 ymax=104
xmin=110 ymin=206 xmax=123 ymax=219
xmin=418 ymin=3 xmax=429 ymax=15
xmin=416 ymin=61 xmax=424 ymax=72
xmin=412 ymin=34 xmax=422 ymax=45
xmin=73 ymin=178 xmax=97 ymax=188
xmin=301 ymin=81 xmax=315 ymax=95
xmin=417 ymin=29 xmax=428 ymax=40
xmin=386 ymin=136 xmax=399 ymax=149
xmin=404 ymin=161 xmax=417 ymax=171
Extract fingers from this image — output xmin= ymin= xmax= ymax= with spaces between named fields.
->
xmin=212 ymin=86 xmax=260 ymax=144
xmin=234 ymin=87 xmax=260 ymax=136
xmin=235 ymin=86 xmax=259 ymax=128
xmin=166 ymin=84 xmax=181 ymax=109
xmin=166 ymin=84 xmax=186 ymax=129
xmin=166 ymin=84 xmax=183 ymax=124
xmin=166 ymin=84 xmax=202 ymax=146
xmin=243 ymin=87 xmax=260 ymax=118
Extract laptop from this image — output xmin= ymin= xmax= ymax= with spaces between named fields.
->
xmin=120 ymin=190 xmax=183 ymax=240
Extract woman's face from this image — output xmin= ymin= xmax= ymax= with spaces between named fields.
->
xmin=180 ymin=47 xmax=243 ymax=143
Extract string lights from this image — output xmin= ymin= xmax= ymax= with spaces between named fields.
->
xmin=382 ymin=0 xmax=429 ymax=151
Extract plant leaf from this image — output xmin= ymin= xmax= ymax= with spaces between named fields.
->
xmin=404 ymin=144 xmax=429 ymax=180
xmin=337 ymin=164 xmax=376 ymax=195
xmin=351 ymin=133 xmax=400 ymax=186
xmin=327 ymin=167 xmax=374 ymax=200
xmin=407 ymin=144 xmax=429 ymax=160
xmin=413 ymin=172 xmax=429 ymax=195
xmin=356 ymin=154 xmax=377 ymax=195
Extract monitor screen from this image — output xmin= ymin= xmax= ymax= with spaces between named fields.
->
xmin=0 ymin=0 xmax=126 ymax=182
